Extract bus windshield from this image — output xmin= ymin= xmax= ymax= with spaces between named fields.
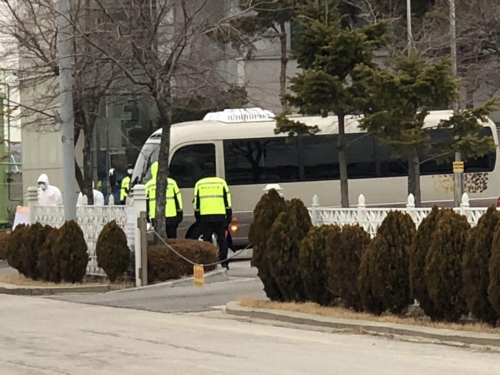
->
xmin=132 ymin=143 xmax=159 ymax=185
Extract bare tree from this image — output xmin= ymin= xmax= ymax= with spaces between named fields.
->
xmin=0 ymin=0 xmax=128 ymax=204
xmin=67 ymin=0 xmax=249 ymax=237
xmin=417 ymin=0 xmax=500 ymax=107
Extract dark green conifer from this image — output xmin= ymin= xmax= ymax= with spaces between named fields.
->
xmin=249 ymin=189 xmax=287 ymax=301
xmin=329 ymin=224 xmax=370 ymax=311
xmin=268 ymin=199 xmax=312 ymax=302
xmin=425 ymin=209 xmax=470 ymax=322
xmin=462 ymin=206 xmax=500 ymax=325
xmin=358 ymin=211 xmax=415 ymax=315
xmin=409 ymin=206 xmax=443 ymax=320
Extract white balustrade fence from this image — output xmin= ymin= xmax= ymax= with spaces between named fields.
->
xmin=308 ymin=193 xmax=493 ymax=238
xmin=26 ymin=185 xmax=147 ymax=277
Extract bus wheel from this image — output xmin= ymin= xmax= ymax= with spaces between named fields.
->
xmin=186 ymin=224 xmax=218 ymax=249
xmin=186 ymin=224 xmax=202 ymax=240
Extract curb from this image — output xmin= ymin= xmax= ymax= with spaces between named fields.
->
xmin=105 ymin=268 xmax=229 ymax=294
xmin=225 ymin=301 xmax=500 ymax=348
xmin=0 ymin=282 xmax=112 ymax=296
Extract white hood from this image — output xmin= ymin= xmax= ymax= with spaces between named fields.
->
xmin=37 ymin=174 xmax=50 ymax=186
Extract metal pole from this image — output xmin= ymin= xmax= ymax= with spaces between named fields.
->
xmin=450 ymin=0 xmax=463 ymax=207
xmin=56 ymin=0 xmax=77 ymax=220
xmin=406 ymin=0 xmax=413 ymax=53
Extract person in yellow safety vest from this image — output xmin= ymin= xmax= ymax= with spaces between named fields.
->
xmin=120 ymin=164 xmax=134 ymax=205
xmin=145 ymin=161 xmax=183 ymax=238
xmin=193 ymin=162 xmax=232 ymax=269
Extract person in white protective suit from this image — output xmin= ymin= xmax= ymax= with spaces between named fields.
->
xmin=37 ymin=174 xmax=63 ymax=206
xmin=76 ymin=182 xmax=105 ymax=206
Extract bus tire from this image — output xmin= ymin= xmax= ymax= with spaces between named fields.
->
xmin=186 ymin=224 xmax=202 ymax=240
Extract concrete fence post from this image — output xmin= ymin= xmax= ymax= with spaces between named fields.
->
xmin=26 ymin=186 xmax=38 ymax=225
xmin=357 ymin=194 xmax=366 ymax=229
xmin=311 ymin=195 xmax=319 ymax=225
xmin=132 ymin=184 xmax=147 ymax=287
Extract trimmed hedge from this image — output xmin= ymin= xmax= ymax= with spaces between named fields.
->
xmin=425 ymin=209 xmax=470 ymax=322
xmin=299 ymin=225 xmax=336 ymax=305
xmin=0 ymin=231 xmax=9 ymax=260
xmin=147 ymin=239 xmax=218 ymax=283
xmin=5 ymin=224 xmax=29 ymax=272
xmin=268 ymin=199 xmax=312 ymax=302
xmin=462 ymin=206 xmax=500 ymax=325
xmin=96 ymin=221 xmax=131 ymax=282
xmin=409 ymin=206 xmax=443 ymax=320
xmin=358 ymin=211 xmax=415 ymax=315
xmin=52 ymin=220 xmax=89 ymax=283
xmin=18 ymin=223 xmax=53 ymax=280
xmin=249 ymin=189 xmax=287 ymax=301
xmin=329 ymin=224 xmax=370 ymax=311
xmin=488 ymin=223 xmax=500 ymax=319
xmin=38 ymin=227 xmax=61 ymax=282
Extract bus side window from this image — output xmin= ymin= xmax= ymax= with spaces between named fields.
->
xmin=169 ymin=144 xmax=216 ymax=188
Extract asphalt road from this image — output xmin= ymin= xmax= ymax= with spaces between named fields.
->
xmin=1 ymin=294 xmax=499 ymax=375
xmin=52 ymin=260 xmax=267 ymax=313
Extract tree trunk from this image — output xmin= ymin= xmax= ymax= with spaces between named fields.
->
xmin=279 ymin=22 xmax=289 ymax=109
xmin=153 ymin=92 xmax=172 ymax=240
xmin=465 ymin=86 xmax=474 ymax=109
xmin=83 ymin=128 xmax=94 ymax=205
xmin=407 ymin=146 xmax=421 ymax=207
xmin=337 ymin=113 xmax=349 ymax=208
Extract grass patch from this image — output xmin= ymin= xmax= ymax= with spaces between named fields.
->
xmin=0 ymin=271 xmax=133 ymax=288
xmin=239 ymin=296 xmax=500 ymax=335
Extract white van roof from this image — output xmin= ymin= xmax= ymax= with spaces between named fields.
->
xmin=146 ymin=107 xmax=487 ymax=146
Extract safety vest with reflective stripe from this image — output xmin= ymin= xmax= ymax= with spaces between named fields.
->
xmin=120 ymin=176 xmax=131 ymax=201
xmin=145 ymin=177 xmax=182 ymax=218
xmin=193 ymin=177 xmax=231 ymax=216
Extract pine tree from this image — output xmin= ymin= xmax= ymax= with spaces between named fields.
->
xmin=462 ymin=206 xmax=500 ymax=325
xmin=275 ymin=0 xmax=390 ymax=208
xmin=409 ymin=205 xmax=443 ymax=320
xmin=358 ymin=211 xmax=415 ymax=315
xmin=357 ymin=52 xmax=496 ymax=206
xmin=249 ymin=189 xmax=287 ymax=301
xmin=425 ymin=209 xmax=470 ymax=322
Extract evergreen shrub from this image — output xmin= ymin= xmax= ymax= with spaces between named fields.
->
xmin=0 ymin=231 xmax=10 ymax=260
xmin=249 ymin=189 xmax=287 ymax=301
xmin=462 ymin=206 xmax=500 ymax=325
xmin=488 ymin=222 xmax=500 ymax=319
xmin=268 ymin=198 xmax=312 ymax=302
xmin=409 ymin=206 xmax=443 ymax=320
xmin=299 ymin=225 xmax=336 ymax=305
xmin=5 ymin=224 xmax=29 ymax=272
xmin=358 ymin=211 xmax=415 ymax=315
xmin=52 ymin=220 xmax=89 ymax=283
xmin=425 ymin=209 xmax=470 ymax=322
xmin=38 ymin=227 xmax=61 ymax=282
xmin=17 ymin=223 xmax=53 ymax=280
xmin=96 ymin=221 xmax=131 ymax=282
xmin=329 ymin=224 xmax=370 ymax=311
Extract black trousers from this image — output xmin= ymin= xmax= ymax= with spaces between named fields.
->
xmin=166 ymin=223 xmax=178 ymax=239
xmin=200 ymin=221 xmax=229 ymax=268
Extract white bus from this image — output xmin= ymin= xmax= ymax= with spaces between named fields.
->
xmin=131 ymin=107 xmax=499 ymax=248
